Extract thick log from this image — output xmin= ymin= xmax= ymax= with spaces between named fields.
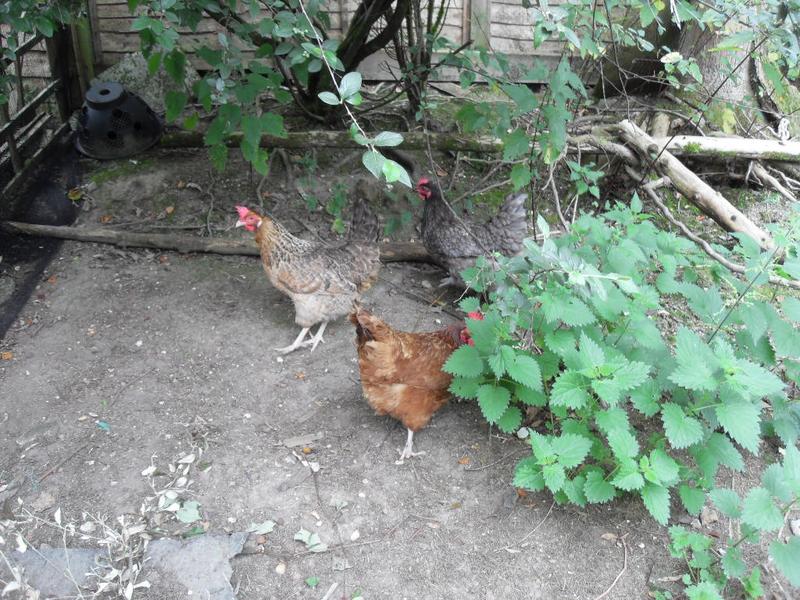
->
xmin=1 ymin=222 xmax=432 ymax=263
xmin=616 ymin=120 xmax=774 ymax=248
xmin=652 ymin=135 xmax=800 ymax=162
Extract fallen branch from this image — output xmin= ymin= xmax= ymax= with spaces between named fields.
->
xmin=1 ymin=222 xmax=432 ymax=264
xmin=617 ymin=120 xmax=774 ymax=248
xmin=654 ymin=134 xmax=800 ymax=162
xmin=626 ymin=168 xmax=800 ymax=291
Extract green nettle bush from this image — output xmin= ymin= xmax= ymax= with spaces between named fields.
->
xmin=444 ymin=199 xmax=800 ymax=596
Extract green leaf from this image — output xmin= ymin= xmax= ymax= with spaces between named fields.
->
xmin=208 ymin=143 xmax=228 ymax=172
xmin=338 ymin=71 xmax=362 ymax=99
xmin=241 ymin=114 xmax=262 ymax=149
xmin=578 ymin=332 xmax=605 ymax=370
xmin=176 ymin=500 xmax=201 ymax=523
xmin=679 ymin=484 xmax=706 ymax=516
xmin=443 ymin=345 xmax=483 ymax=377
xmin=502 ymin=128 xmax=530 ymax=161
xmin=305 ymin=576 xmax=320 ymax=588
xmin=382 ymin=159 xmax=411 ymax=188
xmin=550 ymin=370 xmax=590 ymax=409
xmin=515 ymin=384 xmax=546 ymax=406
xmin=595 ymin=408 xmax=629 ymax=433
xmin=741 ymin=487 xmax=783 ymax=531
xmin=563 ymin=474 xmax=587 ymax=507
xmin=501 ymin=83 xmax=538 ymax=113
xmin=510 ymin=164 xmax=532 ymax=190
xmin=669 ymin=327 xmax=718 ymax=391
xmin=769 ymin=537 xmax=800 ymax=587
xmin=611 ymin=461 xmax=645 ymax=491
xmin=721 ymin=545 xmax=746 ymax=579
xmin=372 ymin=131 xmax=403 ymax=147
xmin=783 ymin=444 xmax=800 ymax=493
xmin=782 ymin=297 xmax=800 ymax=323
xmin=164 ymin=91 xmax=187 ymax=123
xmin=476 ymin=384 xmax=511 ymax=424
xmin=449 ymin=376 xmax=481 ymax=399
xmin=650 ymin=449 xmax=680 ymax=485
xmin=542 ymin=463 xmax=566 ymax=492
xmin=642 ymin=483 xmax=670 ymax=525
xmin=583 ymin=471 xmax=616 ymax=503
xmin=260 ymin=113 xmax=287 ymax=137
xmin=706 ymin=433 xmax=744 ymax=472
xmin=361 ymin=150 xmax=385 ymax=179
xmin=742 ymin=566 xmax=764 ymax=599
xmin=318 ymin=91 xmax=340 ymax=105
xmin=631 ymin=380 xmax=661 ymax=417
xmin=506 ymin=354 xmax=542 ymax=391
xmin=715 ymin=402 xmax=761 ymax=454
xmin=606 ymin=428 xmax=639 ymax=459
xmin=686 ymin=582 xmax=723 ymax=600
xmin=513 ymin=457 xmax=545 ymax=491
xmin=163 ymin=49 xmax=186 ymax=83
xmin=496 ymin=405 xmax=522 ymax=433
xmin=709 ymin=488 xmax=741 ymax=518
xmin=551 ymin=433 xmax=592 ymax=468
xmin=661 ymin=403 xmax=704 ymax=449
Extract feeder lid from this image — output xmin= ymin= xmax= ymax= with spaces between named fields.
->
xmin=85 ymin=82 xmax=126 ymax=109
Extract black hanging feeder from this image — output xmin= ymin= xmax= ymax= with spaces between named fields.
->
xmin=75 ymin=82 xmax=162 ymax=160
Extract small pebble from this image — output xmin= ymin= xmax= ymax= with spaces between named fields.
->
xmin=275 ymin=562 xmax=286 ymax=575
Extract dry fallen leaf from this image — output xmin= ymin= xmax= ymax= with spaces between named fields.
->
xmin=176 ymin=180 xmax=186 ymax=189
xmin=458 ymin=456 xmax=470 ymax=465
xmin=0 ymin=351 xmax=13 ymax=360
xmin=159 ymin=255 xmax=169 ymax=264
xmin=601 ymin=532 xmax=618 ymax=542
xmin=302 ymin=447 xmax=313 ymax=455
xmin=436 ymin=168 xmax=448 ymax=177
xmin=516 ymin=489 xmax=528 ymax=498
xmin=100 ymin=214 xmax=113 ymax=224
xmin=46 ymin=275 xmax=57 ymax=284
xmin=294 ymin=371 xmax=306 ymax=380
xmin=165 ymin=206 xmax=175 ymax=215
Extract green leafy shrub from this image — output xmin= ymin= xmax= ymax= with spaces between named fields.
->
xmin=444 ymin=199 xmax=800 ymax=593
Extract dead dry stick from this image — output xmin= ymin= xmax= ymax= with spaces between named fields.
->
xmin=592 ymin=533 xmax=628 ymax=600
xmin=320 ymin=582 xmax=339 ymax=600
xmin=750 ymin=163 xmax=798 ymax=203
xmin=496 ymin=500 xmax=555 ymax=553
xmin=616 ymin=120 xmax=774 ymax=248
xmin=1 ymin=221 xmax=433 ymax=264
xmin=626 ymin=168 xmax=800 ymax=291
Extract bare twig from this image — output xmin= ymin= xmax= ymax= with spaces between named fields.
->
xmin=592 ymin=534 xmax=628 ymax=600
xmin=496 ymin=500 xmax=556 ymax=553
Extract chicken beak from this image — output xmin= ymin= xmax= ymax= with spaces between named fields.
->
xmin=235 ymin=219 xmax=245 ymax=228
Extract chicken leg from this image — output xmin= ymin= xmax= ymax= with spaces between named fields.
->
xmin=395 ymin=428 xmax=426 ymax=464
xmin=307 ymin=321 xmax=327 ymax=352
xmin=275 ymin=327 xmax=311 ymax=354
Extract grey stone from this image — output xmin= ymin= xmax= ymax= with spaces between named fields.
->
xmin=9 ymin=547 xmax=104 ymax=597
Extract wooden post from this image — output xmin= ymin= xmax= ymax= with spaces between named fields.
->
xmin=0 ymin=102 xmax=24 ymax=173
xmin=470 ymin=0 xmax=491 ymax=48
xmin=45 ymin=28 xmax=73 ymax=121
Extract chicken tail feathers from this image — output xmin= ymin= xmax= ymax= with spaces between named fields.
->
xmin=349 ymin=197 xmax=381 ymax=243
xmin=487 ymin=192 xmax=528 ymax=254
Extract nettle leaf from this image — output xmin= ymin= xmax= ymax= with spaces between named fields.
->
xmin=502 ymin=128 xmax=530 ymax=161
xmin=444 ymin=345 xmax=483 ymax=377
xmin=769 ymin=537 xmax=800 ymax=587
xmin=563 ymin=474 xmax=587 ymax=507
xmin=709 ymin=488 xmax=742 ymax=518
xmin=783 ymin=444 xmax=800 ymax=494
xmin=762 ymin=463 xmax=793 ymax=503
xmin=165 ymin=90 xmax=187 ymax=123
xmin=449 ymin=376 xmax=481 ymax=399
xmin=685 ymin=582 xmax=723 ymax=600
xmin=669 ymin=327 xmax=718 ymax=391
xmin=630 ymin=380 xmax=661 ymax=417
xmin=542 ymin=463 xmax=566 ymax=492
xmin=515 ymin=384 xmax=546 ymax=406
xmin=514 ymin=457 xmax=545 ymax=491
xmin=782 ymin=297 xmax=800 ymax=323
xmin=550 ymin=370 xmax=590 ymax=409
xmin=611 ymin=460 xmax=645 ymax=491
xmin=595 ymin=408 xmax=629 ymax=433
xmin=506 ymin=354 xmax=542 ymax=391
xmin=606 ymin=428 xmax=640 ymax=459
xmin=741 ymin=487 xmax=783 ymax=531
xmin=706 ymin=432 xmax=744 ymax=472
xmin=260 ymin=113 xmax=287 ymax=137
xmin=642 ymin=483 xmax=670 ymax=525
xmin=715 ymin=402 xmax=761 ymax=454
xmin=551 ymin=433 xmax=592 ymax=468
xmin=476 ymin=385 xmax=511 ymax=424
xmin=510 ymin=164 xmax=532 ymax=190
xmin=544 ymin=330 xmax=575 ymax=356
xmin=578 ymin=332 xmax=605 ymax=370
xmin=661 ymin=403 xmax=704 ymax=449
xmin=529 ymin=432 xmax=555 ymax=463
xmin=496 ymin=405 xmax=522 ymax=433
xmin=721 ymin=545 xmax=746 ymax=579
xmin=650 ymin=449 xmax=680 ymax=485
xmin=584 ymin=470 xmax=616 ymax=503
xmin=679 ymin=484 xmax=706 ymax=516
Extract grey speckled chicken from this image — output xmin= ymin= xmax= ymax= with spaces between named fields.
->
xmin=416 ymin=177 xmax=528 ymax=287
xmin=235 ymin=197 xmax=381 ymax=354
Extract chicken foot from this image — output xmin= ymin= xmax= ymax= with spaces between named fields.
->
xmin=395 ymin=428 xmax=426 ymax=465
xmin=274 ymin=322 xmax=328 ymax=354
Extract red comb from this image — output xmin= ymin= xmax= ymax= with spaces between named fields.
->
xmin=467 ymin=311 xmax=484 ymax=320
xmin=417 ymin=177 xmax=430 ymax=186
xmin=235 ymin=206 xmax=250 ymax=219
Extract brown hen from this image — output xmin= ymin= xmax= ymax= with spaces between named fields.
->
xmin=236 ymin=200 xmax=381 ymax=354
xmin=350 ymin=306 xmax=472 ymax=463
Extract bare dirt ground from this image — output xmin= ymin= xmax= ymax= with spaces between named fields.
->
xmin=1 ymin=147 xmax=778 ymax=599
